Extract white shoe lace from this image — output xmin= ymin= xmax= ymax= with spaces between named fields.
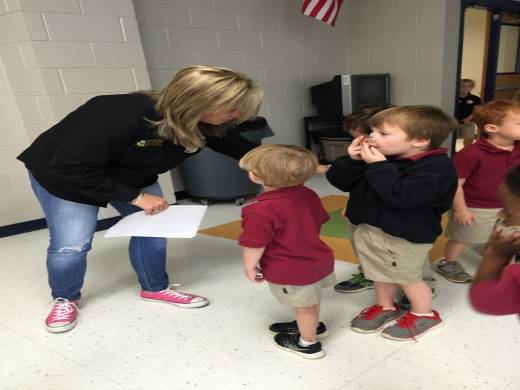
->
xmin=50 ymin=298 xmax=79 ymax=321
xmin=160 ymin=284 xmax=195 ymax=301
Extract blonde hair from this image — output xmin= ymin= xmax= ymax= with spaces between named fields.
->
xmin=461 ymin=78 xmax=475 ymax=87
xmin=239 ymin=144 xmax=318 ymax=188
xmin=369 ymin=105 xmax=457 ymax=149
xmin=146 ymin=65 xmax=263 ymax=150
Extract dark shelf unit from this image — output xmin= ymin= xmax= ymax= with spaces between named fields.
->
xmin=304 ymin=116 xmax=351 ymax=163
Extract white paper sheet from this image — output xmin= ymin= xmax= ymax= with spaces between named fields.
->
xmin=104 ymin=205 xmax=208 ymax=238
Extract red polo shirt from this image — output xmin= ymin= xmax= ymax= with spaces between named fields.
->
xmin=453 ymin=139 xmax=520 ymax=208
xmin=238 ymin=185 xmax=334 ymax=285
xmin=470 ymin=264 xmax=520 ymax=316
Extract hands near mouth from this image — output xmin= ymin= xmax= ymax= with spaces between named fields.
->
xmin=347 ymin=135 xmax=386 ymax=163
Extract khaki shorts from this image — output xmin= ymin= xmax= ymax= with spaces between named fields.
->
xmin=445 ymin=207 xmax=500 ymax=243
xmin=352 ymin=224 xmax=432 ymax=284
xmin=268 ymin=273 xmax=336 ymax=308
xmin=346 ymin=219 xmax=434 ymax=281
xmin=457 ymin=122 xmax=476 ymax=139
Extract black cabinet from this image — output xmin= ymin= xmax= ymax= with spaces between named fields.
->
xmin=304 ymin=116 xmax=351 ymax=162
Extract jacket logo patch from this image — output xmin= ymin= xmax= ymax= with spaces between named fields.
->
xmin=136 ymin=139 xmax=164 ymax=147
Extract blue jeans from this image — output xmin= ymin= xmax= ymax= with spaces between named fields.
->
xmin=29 ymin=173 xmax=169 ymax=301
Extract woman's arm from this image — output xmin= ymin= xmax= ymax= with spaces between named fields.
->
xmin=47 ymin=96 xmax=146 ymax=203
xmin=205 ymin=127 xmax=259 ymax=160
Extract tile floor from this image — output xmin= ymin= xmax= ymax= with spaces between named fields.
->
xmin=1 ymin=176 xmax=518 ymax=390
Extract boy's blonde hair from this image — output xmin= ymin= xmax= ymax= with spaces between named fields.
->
xmin=239 ymin=144 xmax=318 ymax=188
xmin=369 ymin=105 xmax=457 ymax=149
xmin=146 ymin=65 xmax=263 ymax=150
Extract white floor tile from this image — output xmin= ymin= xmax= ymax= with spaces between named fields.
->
xmin=0 ymin=326 xmax=127 ymax=390
xmin=0 ymin=176 xmax=517 ymax=390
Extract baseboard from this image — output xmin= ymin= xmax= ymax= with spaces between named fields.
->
xmin=0 ymin=190 xmax=190 ymax=238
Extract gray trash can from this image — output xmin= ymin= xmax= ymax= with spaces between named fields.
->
xmin=177 ymin=117 xmax=273 ymax=205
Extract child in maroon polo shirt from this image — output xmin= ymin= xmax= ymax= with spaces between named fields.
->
xmin=470 ymin=165 xmax=520 ymax=316
xmin=437 ymin=100 xmax=520 ymax=284
xmin=238 ymin=144 xmax=335 ymax=360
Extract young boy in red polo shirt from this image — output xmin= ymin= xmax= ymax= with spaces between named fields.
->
xmin=436 ymin=100 xmax=520 ymax=283
xmin=470 ymin=165 xmax=520 ymax=316
xmin=238 ymin=144 xmax=335 ymax=359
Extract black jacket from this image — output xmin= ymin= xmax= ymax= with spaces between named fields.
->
xmin=18 ymin=93 xmax=257 ymax=206
xmin=326 ymin=151 xmax=457 ymax=243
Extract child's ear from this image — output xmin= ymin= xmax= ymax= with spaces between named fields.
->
xmin=248 ymin=171 xmax=263 ymax=185
xmin=483 ymin=123 xmax=498 ymax=134
xmin=412 ymin=139 xmax=431 ymax=149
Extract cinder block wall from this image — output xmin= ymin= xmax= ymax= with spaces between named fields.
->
xmin=0 ymin=55 xmax=38 ymax=225
xmin=0 ymin=0 xmax=174 ymax=226
xmin=346 ymin=0 xmax=459 ymax=113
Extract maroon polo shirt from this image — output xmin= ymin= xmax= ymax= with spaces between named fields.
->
xmin=238 ymin=185 xmax=334 ymax=285
xmin=453 ymin=139 xmax=520 ymax=208
xmin=470 ymin=264 xmax=520 ymax=316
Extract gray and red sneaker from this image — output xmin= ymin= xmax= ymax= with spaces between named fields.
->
xmin=140 ymin=286 xmax=209 ymax=308
xmin=381 ymin=310 xmax=442 ymax=341
xmin=45 ymin=298 xmax=79 ymax=333
xmin=351 ymin=304 xmax=401 ymax=333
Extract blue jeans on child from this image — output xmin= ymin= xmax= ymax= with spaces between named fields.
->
xmin=29 ymin=173 xmax=169 ymax=301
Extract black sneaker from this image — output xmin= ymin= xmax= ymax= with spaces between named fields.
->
xmin=268 ymin=320 xmax=329 ymax=339
xmin=334 ymin=272 xmax=374 ymax=293
xmin=397 ymin=287 xmax=437 ymax=311
xmin=273 ymin=333 xmax=325 ymax=359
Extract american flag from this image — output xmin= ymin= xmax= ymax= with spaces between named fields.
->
xmin=301 ymin=0 xmax=344 ymax=27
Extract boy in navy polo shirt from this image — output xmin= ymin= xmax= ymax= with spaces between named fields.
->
xmin=238 ymin=144 xmax=335 ymax=359
xmin=456 ymin=78 xmax=482 ymax=148
xmin=326 ymin=105 xmax=457 ymax=341
xmin=437 ymin=100 xmax=520 ymax=283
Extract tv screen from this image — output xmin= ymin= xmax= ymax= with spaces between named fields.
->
xmin=310 ymin=76 xmax=342 ymax=118
xmin=352 ymin=74 xmax=390 ymax=108
xmin=310 ymin=73 xmax=390 ymax=117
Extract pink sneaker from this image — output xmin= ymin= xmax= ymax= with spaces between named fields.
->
xmin=45 ymin=298 xmax=79 ymax=333
xmin=140 ymin=286 xmax=209 ymax=308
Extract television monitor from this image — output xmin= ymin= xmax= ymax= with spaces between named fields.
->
xmin=310 ymin=73 xmax=390 ymax=118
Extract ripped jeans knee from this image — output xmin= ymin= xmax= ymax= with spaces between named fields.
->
xmin=49 ymin=240 xmax=92 ymax=255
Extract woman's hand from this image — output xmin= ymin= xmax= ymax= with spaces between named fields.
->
xmin=347 ymin=136 xmax=365 ymax=160
xmin=134 ymin=193 xmax=170 ymax=215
